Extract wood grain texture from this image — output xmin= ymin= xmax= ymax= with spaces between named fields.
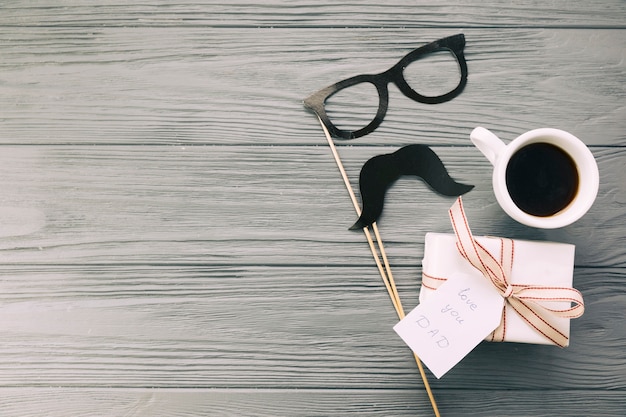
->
xmin=1 ymin=1 xmax=625 ymax=415
xmin=0 ymin=389 xmax=624 ymax=417
xmin=0 ymin=263 xmax=624 ymax=390
xmin=2 ymin=1 xmax=626 ymax=28
xmin=0 ymin=146 xmax=624 ymax=266
xmin=1 ymin=28 xmax=624 ymax=146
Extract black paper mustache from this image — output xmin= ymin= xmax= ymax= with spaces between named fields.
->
xmin=350 ymin=144 xmax=474 ymax=230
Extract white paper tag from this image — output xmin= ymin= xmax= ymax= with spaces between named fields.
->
xmin=394 ymin=272 xmax=504 ymax=378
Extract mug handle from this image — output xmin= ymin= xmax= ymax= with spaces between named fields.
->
xmin=470 ymin=127 xmax=506 ymax=166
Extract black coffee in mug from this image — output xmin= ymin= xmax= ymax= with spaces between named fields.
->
xmin=505 ymin=143 xmax=579 ymax=217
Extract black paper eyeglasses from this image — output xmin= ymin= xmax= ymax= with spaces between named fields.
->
xmin=304 ymin=34 xmax=468 ymax=139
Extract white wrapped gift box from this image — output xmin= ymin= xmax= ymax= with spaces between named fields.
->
xmin=419 ymin=232 xmax=576 ymax=345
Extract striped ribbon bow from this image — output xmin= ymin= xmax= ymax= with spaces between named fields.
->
xmin=445 ymin=197 xmax=585 ymax=347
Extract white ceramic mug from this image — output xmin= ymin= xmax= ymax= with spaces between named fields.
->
xmin=470 ymin=126 xmax=599 ymax=229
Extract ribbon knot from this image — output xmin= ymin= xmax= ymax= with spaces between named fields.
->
xmin=445 ymin=197 xmax=585 ymax=347
xmin=502 ymin=284 xmax=515 ymax=299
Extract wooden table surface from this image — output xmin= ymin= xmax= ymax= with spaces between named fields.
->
xmin=1 ymin=2 xmax=625 ymax=416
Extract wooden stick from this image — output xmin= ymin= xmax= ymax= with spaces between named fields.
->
xmin=316 ymin=116 xmax=441 ymax=417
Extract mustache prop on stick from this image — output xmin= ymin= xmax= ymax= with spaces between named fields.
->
xmin=304 ymin=34 xmax=471 ymax=417
xmin=351 ymin=144 xmax=474 ymax=230
xmin=313 ymin=117 xmax=442 ymax=417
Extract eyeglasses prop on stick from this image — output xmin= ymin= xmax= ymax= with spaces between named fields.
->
xmin=304 ymin=34 xmax=471 ymax=417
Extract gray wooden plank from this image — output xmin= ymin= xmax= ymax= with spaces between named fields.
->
xmin=1 ymin=1 xmax=625 ymax=28
xmin=0 ymin=263 xmax=623 ymax=390
xmin=1 ymin=28 xmax=624 ymax=146
xmin=0 ymin=146 xmax=623 ymax=267
xmin=0 ymin=388 xmax=624 ymax=417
